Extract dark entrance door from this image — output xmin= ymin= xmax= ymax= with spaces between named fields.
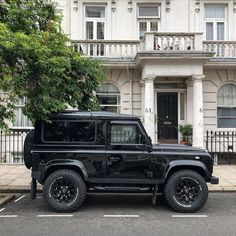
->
xmin=157 ymin=93 xmax=178 ymax=143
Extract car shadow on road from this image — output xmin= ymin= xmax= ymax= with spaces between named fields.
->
xmin=79 ymin=194 xmax=170 ymax=212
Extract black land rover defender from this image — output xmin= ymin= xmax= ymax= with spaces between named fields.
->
xmin=24 ymin=111 xmax=218 ymax=213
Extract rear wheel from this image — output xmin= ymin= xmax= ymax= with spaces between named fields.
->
xmin=164 ymin=170 xmax=208 ymax=213
xmin=43 ymin=169 xmax=87 ymax=212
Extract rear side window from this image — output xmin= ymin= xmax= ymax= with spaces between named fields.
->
xmin=68 ymin=122 xmax=95 ymax=142
xmin=44 ymin=121 xmax=67 ymax=142
xmin=43 ymin=121 xmax=95 ymax=143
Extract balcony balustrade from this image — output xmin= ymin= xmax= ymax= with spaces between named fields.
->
xmin=71 ymin=33 xmax=236 ymax=59
xmin=72 ymin=40 xmax=141 ymax=58
xmin=203 ymin=41 xmax=236 ymax=57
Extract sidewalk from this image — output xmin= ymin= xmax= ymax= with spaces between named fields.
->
xmin=0 ymin=164 xmax=236 ymax=192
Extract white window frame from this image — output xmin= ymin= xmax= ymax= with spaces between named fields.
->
xmin=96 ymin=83 xmax=121 ymax=113
xmin=204 ymin=4 xmax=227 ymax=40
xmin=83 ymin=4 xmax=106 ymax=40
xmin=13 ymin=98 xmax=33 ymax=129
xmin=217 ymin=83 xmax=236 ymax=129
xmin=137 ymin=4 xmax=160 ymax=40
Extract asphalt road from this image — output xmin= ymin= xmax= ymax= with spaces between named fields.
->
xmin=0 ymin=192 xmax=236 ymax=236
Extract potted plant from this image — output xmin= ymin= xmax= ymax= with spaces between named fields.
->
xmin=178 ymin=123 xmax=193 ymax=145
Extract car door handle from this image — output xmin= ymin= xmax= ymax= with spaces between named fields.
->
xmin=108 ymin=156 xmax=121 ymax=161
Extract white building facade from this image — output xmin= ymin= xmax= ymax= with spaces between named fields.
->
xmin=13 ymin=1 xmax=236 ymax=149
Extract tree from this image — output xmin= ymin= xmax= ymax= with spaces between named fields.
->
xmin=0 ymin=0 xmax=106 ymax=128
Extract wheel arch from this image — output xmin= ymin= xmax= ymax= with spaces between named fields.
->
xmin=40 ymin=160 xmax=89 ymax=184
xmin=163 ymin=160 xmax=210 ymax=183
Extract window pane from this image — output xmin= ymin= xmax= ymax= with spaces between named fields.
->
xmin=217 ymin=84 xmax=236 ymax=128
xmin=68 ymin=122 xmax=95 ymax=142
xmin=97 ymin=22 xmax=104 ymax=39
xmin=96 ymin=83 xmax=120 ymax=113
xmin=97 ymin=83 xmax=120 ymax=94
xmin=150 ymin=21 xmax=158 ymax=31
xmin=139 ymin=6 xmax=159 ymax=17
xmin=206 ymin=22 xmax=213 ymax=40
xmin=205 ymin=5 xmax=225 ymax=18
xmin=139 ymin=21 xmax=147 ymax=40
xmin=98 ymin=96 xmax=118 ymax=105
xmin=218 ymin=118 xmax=236 ymax=128
xmin=111 ymin=125 xmax=142 ymax=144
xmin=101 ymin=106 xmax=119 ymax=113
xmin=86 ymin=6 xmax=105 ymax=18
xmin=44 ymin=121 xmax=68 ymax=142
xmin=217 ymin=22 xmax=224 ymax=40
xmin=218 ymin=84 xmax=236 ymax=107
xmin=86 ymin=22 xmax=93 ymax=39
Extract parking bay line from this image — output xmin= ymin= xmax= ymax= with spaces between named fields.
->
xmin=0 ymin=215 xmax=18 ymax=218
xmin=14 ymin=195 xmax=25 ymax=203
xmin=104 ymin=215 xmax=139 ymax=218
xmin=172 ymin=215 xmax=207 ymax=218
xmin=37 ymin=214 xmax=73 ymax=218
xmin=0 ymin=208 xmax=6 ymax=212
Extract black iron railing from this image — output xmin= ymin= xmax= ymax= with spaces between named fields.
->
xmin=0 ymin=128 xmax=32 ymax=164
xmin=205 ymin=130 xmax=236 ymax=154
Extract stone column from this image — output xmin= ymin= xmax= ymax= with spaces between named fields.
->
xmin=186 ymin=79 xmax=193 ymax=124
xmin=143 ymin=76 xmax=155 ymax=143
xmin=192 ymin=75 xmax=205 ymax=148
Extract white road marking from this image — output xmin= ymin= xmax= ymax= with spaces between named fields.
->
xmin=172 ymin=215 xmax=207 ymax=218
xmin=37 ymin=214 xmax=73 ymax=218
xmin=36 ymin=197 xmax=43 ymax=199
xmin=0 ymin=208 xmax=6 ymax=212
xmin=104 ymin=215 xmax=139 ymax=218
xmin=0 ymin=215 xmax=18 ymax=218
xmin=14 ymin=195 xmax=25 ymax=202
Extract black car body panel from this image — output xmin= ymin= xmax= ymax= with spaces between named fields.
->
xmin=30 ymin=111 xmax=219 ymax=190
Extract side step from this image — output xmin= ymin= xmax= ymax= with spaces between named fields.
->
xmin=91 ymin=186 xmax=152 ymax=193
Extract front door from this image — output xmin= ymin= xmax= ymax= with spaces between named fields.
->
xmin=157 ymin=93 xmax=178 ymax=143
xmin=106 ymin=121 xmax=151 ymax=182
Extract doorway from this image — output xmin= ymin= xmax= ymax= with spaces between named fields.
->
xmin=157 ymin=93 xmax=178 ymax=143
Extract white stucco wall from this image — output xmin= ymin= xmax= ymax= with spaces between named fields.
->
xmin=57 ymin=0 xmax=236 ymax=41
xmin=203 ymin=68 xmax=236 ymax=131
xmin=104 ymin=69 xmax=142 ymax=116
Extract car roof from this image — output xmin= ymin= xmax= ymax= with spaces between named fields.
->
xmin=50 ymin=111 xmax=139 ymax=120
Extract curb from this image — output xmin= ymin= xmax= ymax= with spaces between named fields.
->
xmin=0 ymin=194 xmax=15 ymax=207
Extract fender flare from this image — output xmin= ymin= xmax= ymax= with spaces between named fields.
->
xmin=40 ymin=159 xmax=89 ymax=182
xmin=163 ymin=160 xmax=210 ymax=181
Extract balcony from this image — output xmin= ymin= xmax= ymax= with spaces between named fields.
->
xmin=71 ymin=32 xmax=236 ymax=60
xmin=203 ymin=41 xmax=236 ymax=57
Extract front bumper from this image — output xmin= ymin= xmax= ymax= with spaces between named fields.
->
xmin=210 ymin=176 xmax=219 ymax=185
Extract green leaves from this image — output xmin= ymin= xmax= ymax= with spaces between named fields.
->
xmin=0 ymin=0 xmax=106 ymax=127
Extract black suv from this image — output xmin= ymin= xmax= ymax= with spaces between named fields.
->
xmin=24 ymin=111 xmax=218 ymax=213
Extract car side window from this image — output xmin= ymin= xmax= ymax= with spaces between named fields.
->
xmin=110 ymin=124 xmax=143 ymax=144
xmin=44 ymin=121 xmax=68 ymax=142
xmin=68 ymin=122 xmax=95 ymax=142
xmin=43 ymin=120 xmax=95 ymax=143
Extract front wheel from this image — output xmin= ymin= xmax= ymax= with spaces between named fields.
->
xmin=43 ymin=169 xmax=87 ymax=212
xmin=164 ymin=170 xmax=208 ymax=213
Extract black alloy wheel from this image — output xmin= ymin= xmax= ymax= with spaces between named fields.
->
xmin=175 ymin=178 xmax=200 ymax=205
xmin=43 ymin=169 xmax=87 ymax=212
xmin=164 ymin=170 xmax=208 ymax=213
xmin=51 ymin=177 xmax=77 ymax=204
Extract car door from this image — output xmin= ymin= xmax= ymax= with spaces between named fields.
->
xmin=106 ymin=121 xmax=152 ymax=182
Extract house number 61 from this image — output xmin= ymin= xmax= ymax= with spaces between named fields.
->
xmin=145 ymin=108 xmax=152 ymax=113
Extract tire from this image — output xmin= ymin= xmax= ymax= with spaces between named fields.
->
xmin=164 ymin=170 xmax=208 ymax=213
xmin=24 ymin=130 xmax=34 ymax=169
xmin=43 ymin=169 xmax=87 ymax=212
